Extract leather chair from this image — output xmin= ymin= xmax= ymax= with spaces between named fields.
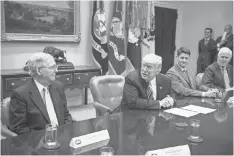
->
xmin=196 ymin=73 xmax=204 ymax=88
xmin=1 ymin=97 xmax=17 ymax=137
xmin=89 ymin=75 xmax=125 ymax=116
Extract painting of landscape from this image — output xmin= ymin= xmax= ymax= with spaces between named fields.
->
xmin=4 ymin=1 xmax=75 ymax=35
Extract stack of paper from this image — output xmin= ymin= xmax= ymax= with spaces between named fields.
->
xmin=181 ymin=105 xmax=216 ymax=114
xmin=164 ymin=108 xmax=199 ymax=118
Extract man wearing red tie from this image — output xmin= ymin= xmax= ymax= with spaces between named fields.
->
xmin=197 ymin=28 xmax=217 ymax=74
xmin=201 ymin=47 xmax=233 ymax=91
xmin=121 ymin=54 xmax=174 ymax=110
xmin=215 ymin=24 xmax=233 ymax=65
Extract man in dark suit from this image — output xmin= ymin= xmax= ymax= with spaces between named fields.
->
xmin=197 ymin=28 xmax=217 ymax=74
xmin=9 ymin=53 xmax=72 ymax=135
xmin=121 ymin=54 xmax=174 ymax=110
xmin=201 ymin=47 xmax=233 ymax=91
xmin=215 ymin=24 xmax=233 ymax=65
xmin=166 ymin=47 xmax=216 ymax=98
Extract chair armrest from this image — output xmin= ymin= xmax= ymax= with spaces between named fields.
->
xmin=1 ymin=126 xmax=17 ymax=137
xmin=93 ymin=101 xmax=111 ymax=116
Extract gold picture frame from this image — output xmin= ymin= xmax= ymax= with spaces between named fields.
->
xmin=1 ymin=1 xmax=81 ymax=43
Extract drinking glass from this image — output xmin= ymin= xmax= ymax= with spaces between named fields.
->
xmin=187 ymin=119 xmax=203 ymax=143
xmin=100 ymin=146 xmax=114 ymax=156
xmin=214 ymin=90 xmax=223 ymax=103
xmin=43 ymin=124 xmax=60 ymax=149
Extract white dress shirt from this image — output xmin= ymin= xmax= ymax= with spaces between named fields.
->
xmin=34 ymin=79 xmax=59 ymax=126
xmin=149 ymin=77 xmax=157 ymax=100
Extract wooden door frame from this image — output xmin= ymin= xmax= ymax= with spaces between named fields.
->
xmin=152 ymin=1 xmax=183 ymax=65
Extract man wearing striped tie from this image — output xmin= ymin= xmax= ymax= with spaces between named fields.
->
xmin=121 ymin=54 xmax=174 ymax=110
xmin=9 ymin=53 xmax=72 ymax=135
xmin=201 ymin=47 xmax=233 ymax=92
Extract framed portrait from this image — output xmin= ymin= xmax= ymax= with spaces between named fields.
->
xmin=1 ymin=1 xmax=81 ymax=42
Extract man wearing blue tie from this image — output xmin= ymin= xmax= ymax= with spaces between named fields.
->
xmin=166 ymin=47 xmax=216 ymax=98
xmin=121 ymin=54 xmax=174 ymax=110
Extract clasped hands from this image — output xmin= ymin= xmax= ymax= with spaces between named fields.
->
xmin=159 ymin=95 xmax=174 ymax=108
xmin=203 ymin=88 xmax=219 ymax=98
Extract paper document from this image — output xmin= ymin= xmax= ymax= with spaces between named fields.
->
xmin=1 ymin=135 xmax=6 ymax=140
xmin=225 ymin=87 xmax=234 ymax=92
xmin=181 ymin=105 xmax=216 ymax=114
xmin=145 ymin=144 xmax=191 ymax=156
xmin=164 ymin=108 xmax=199 ymax=118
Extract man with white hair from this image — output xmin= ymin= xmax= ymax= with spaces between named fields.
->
xmin=201 ymin=47 xmax=233 ymax=91
xmin=9 ymin=53 xmax=72 ymax=135
xmin=121 ymin=53 xmax=174 ymax=110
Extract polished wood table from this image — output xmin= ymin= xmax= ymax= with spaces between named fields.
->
xmin=1 ymin=97 xmax=233 ymax=155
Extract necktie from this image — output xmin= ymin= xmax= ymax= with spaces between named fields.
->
xmin=147 ymin=83 xmax=154 ymax=100
xmin=221 ymin=68 xmax=231 ymax=89
xmin=205 ymin=39 xmax=208 ymax=45
xmin=42 ymin=88 xmax=59 ymax=126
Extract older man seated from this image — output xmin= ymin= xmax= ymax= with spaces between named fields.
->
xmin=121 ymin=54 xmax=174 ymax=110
xmin=9 ymin=53 xmax=72 ymax=135
xmin=200 ymin=47 xmax=233 ymax=92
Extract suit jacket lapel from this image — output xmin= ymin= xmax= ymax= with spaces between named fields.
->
xmin=187 ymin=70 xmax=196 ymax=89
xmin=49 ymin=85 xmax=61 ymax=124
xmin=226 ymin=65 xmax=232 ymax=83
xmin=29 ymin=79 xmax=50 ymax=123
xmin=156 ymin=74 xmax=164 ymax=99
xmin=175 ymin=64 xmax=191 ymax=87
xmin=138 ymin=70 xmax=148 ymax=98
xmin=215 ymin=62 xmax=225 ymax=85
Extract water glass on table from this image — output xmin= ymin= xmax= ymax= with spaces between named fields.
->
xmin=43 ymin=124 xmax=60 ymax=150
xmin=187 ymin=119 xmax=203 ymax=143
xmin=214 ymin=90 xmax=223 ymax=103
xmin=100 ymin=147 xmax=114 ymax=156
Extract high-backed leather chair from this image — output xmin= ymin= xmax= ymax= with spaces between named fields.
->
xmin=1 ymin=97 xmax=17 ymax=137
xmin=89 ymin=75 xmax=125 ymax=116
xmin=196 ymin=73 xmax=204 ymax=88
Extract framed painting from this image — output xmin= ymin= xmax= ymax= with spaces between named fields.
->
xmin=1 ymin=1 xmax=81 ymax=42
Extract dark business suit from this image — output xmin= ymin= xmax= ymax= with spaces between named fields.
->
xmin=166 ymin=64 xmax=204 ymax=97
xmin=9 ymin=78 xmax=73 ymax=135
xmin=215 ymin=34 xmax=233 ymax=65
xmin=120 ymin=70 xmax=173 ymax=110
xmin=201 ymin=62 xmax=233 ymax=91
xmin=197 ymin=38 xmax=217 ymax=73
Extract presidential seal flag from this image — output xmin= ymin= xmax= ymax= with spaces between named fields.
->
xmin=92 ymin=1 xmax=109 ymax=75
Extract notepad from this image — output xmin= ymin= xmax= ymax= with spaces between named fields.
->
xmin=164 ymin=108 xmax=199 ymax=118
xmin=181 ymin=105 xmax=216 ymax=114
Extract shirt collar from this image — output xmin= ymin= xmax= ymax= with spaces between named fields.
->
xmin=33 ymin=78 xmax=47 ymax=93
xmin=217 ymin=62 xmax=227 ymax=70
xmin=149 ymin=77 xmax=156 ymax=85
xmin=205 ymin=37 xmax=210 ymax=41
xmin=177 ymin=62 xmax=187 ymax=72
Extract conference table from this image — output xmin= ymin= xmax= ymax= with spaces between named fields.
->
xmin=1 ymin=97 xmax=233 ymax=155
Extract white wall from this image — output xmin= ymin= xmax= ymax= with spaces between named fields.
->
xmin=1 ymin=1 xmax=93 ymax=69
xmin=181 ymin=1 xmax=233 ymax=74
